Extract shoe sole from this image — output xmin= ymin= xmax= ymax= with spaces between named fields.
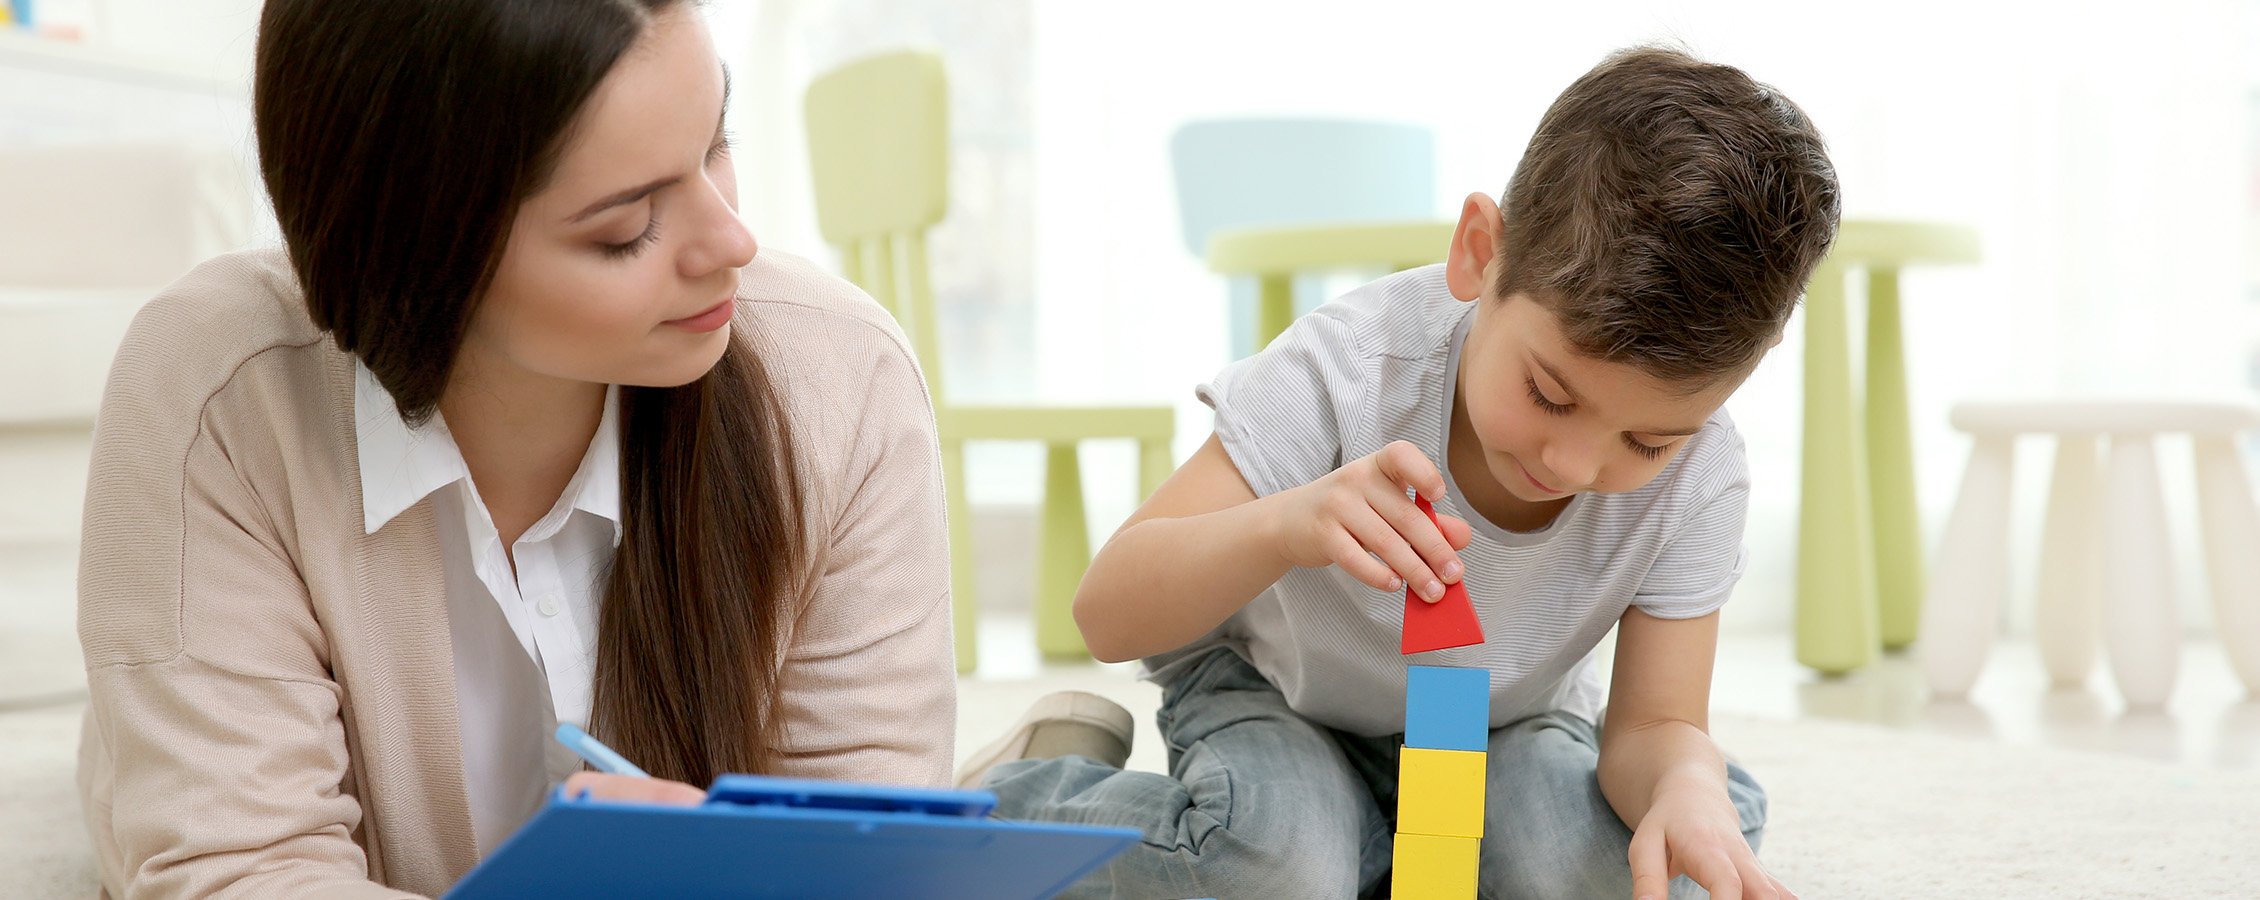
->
xmin=953 ymin=690 xmax=1135 ymax=788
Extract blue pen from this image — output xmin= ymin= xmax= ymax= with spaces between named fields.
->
xmin=555 ymin=722 xmax=651 ymax=779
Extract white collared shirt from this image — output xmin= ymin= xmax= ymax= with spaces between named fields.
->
xmin=353 ymin=362 xmax=622 ymax=853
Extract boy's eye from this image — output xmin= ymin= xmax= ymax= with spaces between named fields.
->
xmin=1524 ymin=378 xmax=1571 ymax=416
xmin=1623 ymin=435 xmax=1672 ymax=460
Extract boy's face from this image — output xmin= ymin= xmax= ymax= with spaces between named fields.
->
xmin=1445 ymin=193 xmax=1749 ymax=504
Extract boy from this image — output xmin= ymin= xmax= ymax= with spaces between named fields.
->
xmin=961 ymin=46 xmax=1838 ymax=899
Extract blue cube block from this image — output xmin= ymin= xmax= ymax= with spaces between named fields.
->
xmin=1405 ymin=665 xmax=1489 ymax=752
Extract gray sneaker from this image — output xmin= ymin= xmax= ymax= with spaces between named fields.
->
xmin=953 ymin=690 xmax=1134 ymax=789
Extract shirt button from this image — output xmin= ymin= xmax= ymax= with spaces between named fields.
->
xmin=538 ymin=597 xmax=558 ymax=616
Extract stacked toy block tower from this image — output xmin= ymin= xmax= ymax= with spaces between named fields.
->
xmin=1390 ymin=498 xmax=1489 ymax=900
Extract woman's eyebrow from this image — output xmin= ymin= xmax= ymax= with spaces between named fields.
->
xmin=564 ymin=64 xmax=733 ymax=225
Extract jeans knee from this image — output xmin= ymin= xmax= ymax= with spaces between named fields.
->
xmin=1148 ymin=827 xmax=1360 ymax=899
xmin=1479 ymin=820 xmax=1630 ymax=898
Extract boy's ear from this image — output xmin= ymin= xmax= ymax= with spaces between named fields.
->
xmin=1446 ymin=192 xmax=1502 ymax=303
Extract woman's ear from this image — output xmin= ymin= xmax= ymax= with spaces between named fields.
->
xmin=1446 ymin=192 xmax=1502 ymax=303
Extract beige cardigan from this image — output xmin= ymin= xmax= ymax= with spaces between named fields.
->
xmin=75 ymin=248 xmax=957 ymax=898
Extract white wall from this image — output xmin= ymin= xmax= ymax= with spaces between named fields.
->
xmin=1027 ymin=0 xmax=2258 ymax=634
xmin=8 ymin=0 xmax=2257 ymax=638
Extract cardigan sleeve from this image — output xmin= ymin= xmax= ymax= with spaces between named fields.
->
xmin=78 ymin=385 xmax=417 ymax=899
xmin=764 ymin=321 xmax=956 ymax=787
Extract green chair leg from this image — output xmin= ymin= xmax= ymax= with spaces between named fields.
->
xmin=1035 ymin=442 xmax=1092 ymax=660
xmin=942 ymin=439 xmax=978 ymax=675
xmin=1865 ymin=267 xmax=1924 ymax=651
xmin=1796 ymin=262 xmax=1880 ymax=675
xmin=1254 ymin=273 xmax=1295 ymax=355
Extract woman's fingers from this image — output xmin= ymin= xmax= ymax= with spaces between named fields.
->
xmin=562 ymin=771 xmax=705 ymax=806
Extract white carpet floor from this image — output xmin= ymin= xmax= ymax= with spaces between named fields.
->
xmin=951 ymin=668 xmax=2260 ymax=899
xmin=7 ymin=678 xmax=2255 ymax=899
xmin=1710 ymin=713 xmax=2260 ymax=898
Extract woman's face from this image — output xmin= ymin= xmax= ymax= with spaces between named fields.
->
xmin=466 ymin=5 xmax=753 ymax=391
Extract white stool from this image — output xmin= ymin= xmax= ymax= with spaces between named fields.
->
xmin=1919 ymin=401 xmax=2260 ymax=707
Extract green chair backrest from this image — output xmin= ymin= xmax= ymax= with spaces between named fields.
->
xmin=803 ymin=50 xmax=951 ymax=396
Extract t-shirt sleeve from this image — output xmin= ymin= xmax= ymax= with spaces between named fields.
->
xmin=1195 ymin=311 xmax=1361 ymax=498
xmin=1629 ymin=429 xmax=1752 ymax=620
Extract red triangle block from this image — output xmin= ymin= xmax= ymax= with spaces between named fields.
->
xmin=1401 ymin=497 xmax=1485 ymax=655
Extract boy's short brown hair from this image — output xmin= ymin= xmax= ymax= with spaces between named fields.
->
xmin=1497 ymin=46 xmax=1840 ymax=386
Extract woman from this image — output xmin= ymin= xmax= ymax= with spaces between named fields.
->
xmin=73 ymin=1 xmax=956 ymax=895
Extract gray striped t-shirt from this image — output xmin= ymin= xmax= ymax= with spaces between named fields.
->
xmin=1145 ymin=264 xmax=1750 ymax=736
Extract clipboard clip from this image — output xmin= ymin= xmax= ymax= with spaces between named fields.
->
xmin=700 ymin=775 xmax=998 ymax=820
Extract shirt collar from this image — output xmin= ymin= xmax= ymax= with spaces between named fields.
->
xmin=353 ymin=361 xmax=622 ymax=540
xmin=561 ymin=385 xmax=622 ymax=542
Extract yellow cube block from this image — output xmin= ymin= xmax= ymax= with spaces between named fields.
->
xmin=1396 ymin=746 xmax=1486 ymax=838
xmin=1390 ymin=832 xmax=1479 ymax=899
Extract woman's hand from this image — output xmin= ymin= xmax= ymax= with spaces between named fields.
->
xmin=561 ymin=771 xmax=706 ymax=806
xmin=1628 ymin=783 xmax=1792 ymax=900
xmin=1271 ymin=440 xmax=1473 ymax=601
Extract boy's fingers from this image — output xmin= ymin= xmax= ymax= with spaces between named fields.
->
xmin=1683 ymin=850 xmax=1742 ymax=900
xmin=1436 ymin=513 xmax=1475 ymax=552
xmin=1737 ymin=856 xmax=1783 ymax=900
xmin=1328 ymin=531 xmax=1402 ymax=592
xmin=1627 ymin=834 xmax=1671 ymax=900
xmin=1374 ymin=489 xmax=1463 ymax=585
xmin=1375 ymin=441 xmax=1446 ymax=500
xmin=1343 ymin=505 xmax=1443 ymax=600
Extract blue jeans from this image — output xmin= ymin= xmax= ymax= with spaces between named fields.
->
xmin=984 ymin=648 xmax=1767 ymax=899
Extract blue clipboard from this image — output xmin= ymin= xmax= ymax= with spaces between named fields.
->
xmin=445 ymin=774 xmax=1140 ymax=899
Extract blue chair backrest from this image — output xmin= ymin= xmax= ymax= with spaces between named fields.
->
xmin=1169 ymin=118 xmax=1439 ymax=258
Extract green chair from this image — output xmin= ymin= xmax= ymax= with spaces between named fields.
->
xmin=1796 ymin=219 xmax=1981 ymax=676
xmin=1205 ymin=219 xmax=1459 ymax=351
xmin=804 ymin=51 xmax=1175 ymax=674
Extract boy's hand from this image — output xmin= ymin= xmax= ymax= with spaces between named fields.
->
xmin=1272 ymin=440 xmax=1473 ymax=601
xmin=1628 ymin=783 xmax=1793 ymax=900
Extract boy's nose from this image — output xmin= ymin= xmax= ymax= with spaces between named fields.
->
xmin=1540 ymin=442 xmax=1602 ymax=492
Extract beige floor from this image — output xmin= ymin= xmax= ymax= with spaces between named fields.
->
xmin=11 ymin=534 xmax=2260 ymax=897
xmin=10 ymin=536 xmax=2256 ymax=773
xmin=956 ymin=613 xmax=2260 ymax=777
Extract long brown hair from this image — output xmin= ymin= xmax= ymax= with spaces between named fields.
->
xmin=254 ymin=0 xmax=802 ymax=786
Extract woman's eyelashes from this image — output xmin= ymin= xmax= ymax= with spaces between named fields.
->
xmin=600 ymin=133 xmax=733 ymax=260
xmin=1525 ymin=376 xmax=1673 ymax=461
xmin=599 ymin=220 xmax=661 ymax=259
